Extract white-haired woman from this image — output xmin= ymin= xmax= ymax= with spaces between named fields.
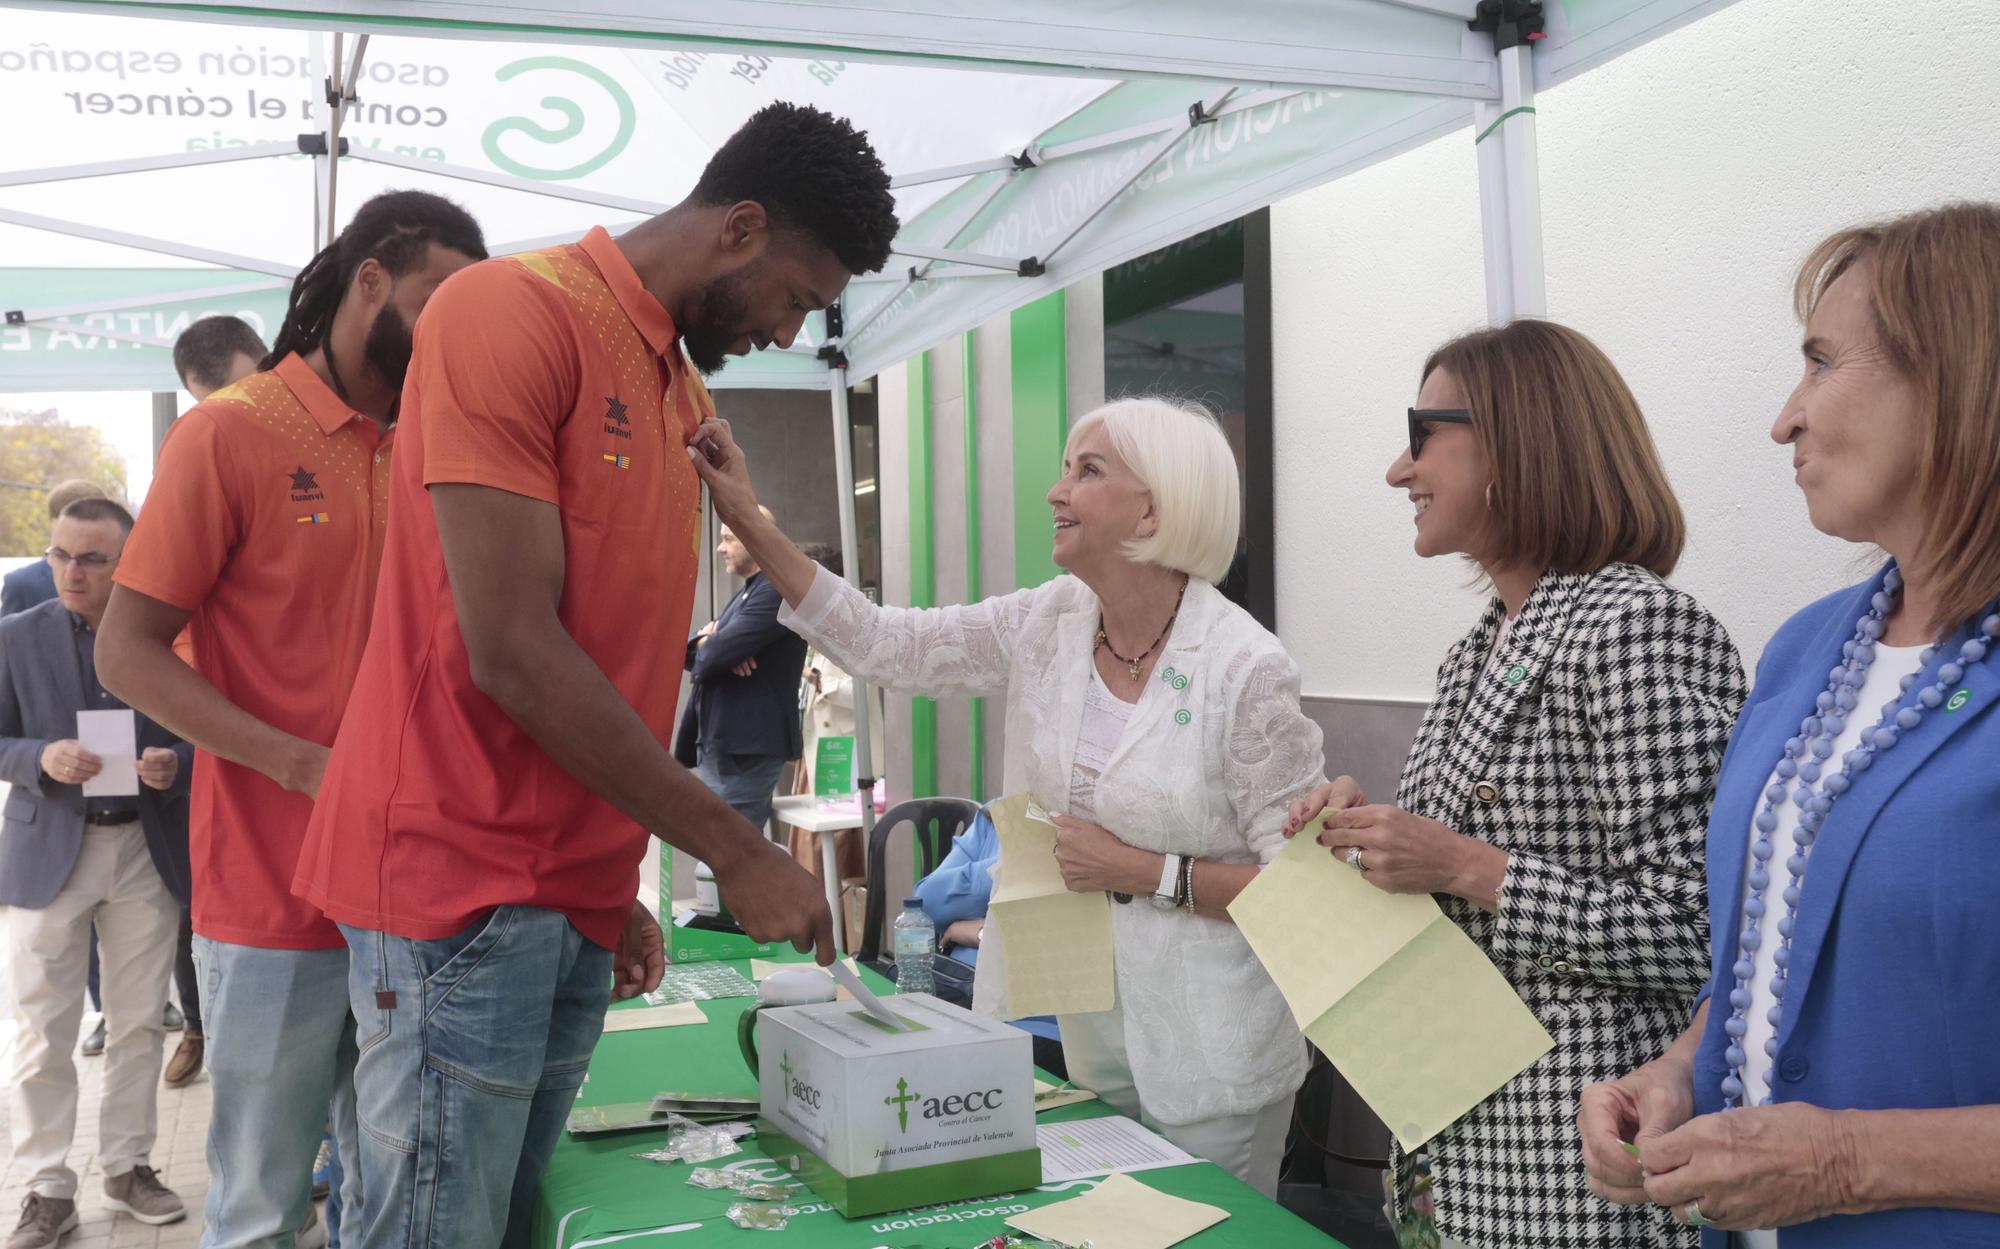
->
xmin=687 ymin=396 xmax=1331 ymax=1194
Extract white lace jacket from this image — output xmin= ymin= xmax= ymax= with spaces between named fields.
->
xmin=778 ymin=566 xmax=1324 ymax=1124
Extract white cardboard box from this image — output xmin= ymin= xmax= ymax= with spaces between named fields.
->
xmin=753 ymin=992 xmax=1039 ymax=1216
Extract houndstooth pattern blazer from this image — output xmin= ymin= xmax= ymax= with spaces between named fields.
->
xmin=1387 ymin=564 xmax=1746 ymax=1249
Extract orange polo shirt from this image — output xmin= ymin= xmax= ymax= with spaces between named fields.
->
xmin=296 ymin=227 xmax=710 ymax=950
xmin=116 ymin=354 xmax=391 ymax=949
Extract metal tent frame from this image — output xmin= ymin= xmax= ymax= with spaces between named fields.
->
xmin=0 ymin=0 xmax=1726 ymax=945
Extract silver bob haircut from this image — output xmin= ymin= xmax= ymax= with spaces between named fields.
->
xmin=1063 ymin=396 xmax=1241 ymax=583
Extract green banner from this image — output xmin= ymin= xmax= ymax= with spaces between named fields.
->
xmin=2 ymin=269 xmax=292 ymax=393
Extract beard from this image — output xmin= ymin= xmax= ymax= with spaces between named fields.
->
xmin=679 ymin=264 xmax=756 ymax=377
xmin=362 ymin=301 xmax=415 ymax=395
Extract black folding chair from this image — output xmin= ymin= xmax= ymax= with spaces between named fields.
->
xmin=856 ymin=797 xmax=980 ymax=969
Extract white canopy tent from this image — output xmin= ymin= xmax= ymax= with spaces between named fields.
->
xmin=0 ymin=0 xmax=1742 ymax=390
xmin=0 ymin=0 xmax=1738 ymax=921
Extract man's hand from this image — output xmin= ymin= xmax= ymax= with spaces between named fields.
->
xmin=733 ymin=657 xmax=758 ymax=678
xmin=279 ymin=739 xmax=330 ymax=800
xmin=136 ymin=747 xmax=179 ymax=791
xmin=697 ymin=620 xmax=717 ymax=642
xmin=715 ymin=835 xmax=836 ymax=963
xmin=41 ymin=740 xmax=102 ymax=787
xmin=613 ymin=901 xmax=666 ymax=1000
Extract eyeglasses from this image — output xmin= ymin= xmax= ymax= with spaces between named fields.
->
xmin=44 ymin=547 xmax=119 ymax=572
xmin=1407 ymin=408 xmax=1472 ymax=461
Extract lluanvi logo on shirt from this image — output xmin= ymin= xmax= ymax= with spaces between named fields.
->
xmin=603 ymin=395 xmax=632 ymax=439
xmin=288 ymin=466 xmax=325 ymax=503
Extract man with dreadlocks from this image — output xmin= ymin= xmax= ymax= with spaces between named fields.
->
xmin=292 ymin=102 xmax=898 ymax=1247
xmin=98 ymin=189 xmax=485 ymax=1249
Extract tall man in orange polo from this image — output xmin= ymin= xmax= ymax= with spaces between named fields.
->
xmin=293 ymin=103 xmax=899 ymax=1249
xmin=98 ymin=190 xmax=486 ymax=1249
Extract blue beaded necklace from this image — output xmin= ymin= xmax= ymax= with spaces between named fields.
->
xmin=1722 ymin=565 xmax=2000 ymax=1108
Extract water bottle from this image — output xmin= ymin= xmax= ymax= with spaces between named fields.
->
xmin=892 ymin=897 xmax=935 ymax=995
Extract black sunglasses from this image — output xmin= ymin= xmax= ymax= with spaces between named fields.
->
xmin=1407 ymin=408 xmax=1472 ymax=461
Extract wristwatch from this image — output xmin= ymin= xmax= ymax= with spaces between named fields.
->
xmin=1151 ymin=853 xmax=1185 ymax=911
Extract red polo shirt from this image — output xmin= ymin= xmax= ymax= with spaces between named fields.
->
xmin=295 ymin=227 xmax=710 ymax=950
xmin=116 ymin=354 xmax=391 ymax=949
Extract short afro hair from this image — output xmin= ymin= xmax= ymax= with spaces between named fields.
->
xmin=173 ymin=315 xmax=268 ymax=393
xmin=692 ymin=103 xmax=897 ymax=276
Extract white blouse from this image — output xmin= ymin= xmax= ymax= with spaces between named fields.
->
xmin=1070 ymin=669 xmax=1137 ymax=821
xmin=1733 ymin=644 xmax=1926 ymax=1249
xmin=777 ymin=566 xmax=1326 ymax=1124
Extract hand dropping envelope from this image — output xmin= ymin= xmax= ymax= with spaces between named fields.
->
xmin=986 ymin=793 xmax=1115 ymax=1017
xmin=1228 ymin=818 xmax=1553 ymax=1150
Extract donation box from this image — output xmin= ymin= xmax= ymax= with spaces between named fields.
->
xmin=752 ymin=993 xmax=1039 ymax=1217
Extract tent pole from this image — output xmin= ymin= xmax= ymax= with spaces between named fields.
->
xmin=0 ymin=143 xmax=299 ymax=190
xmin=1036 ymin=86 xmax=1237 ymax=269
xmin=15 ymin=279 xmax=291 ymax=326
xmin=1474 ymin=40 xmax=1545 ymax=323
xmin=323 ymin=33 xmax=370 ymax=248
xmin=1473 ymin=97 xmax=1514 ymax=323
xmin=1497 ymin=44 xmax=1545 ymax=318
xmin=0 ymin=208 xmax=297 ymax=278
xmin=310 ymin=33 xmax=329 ymax=253
xmin=828 ymin=372 xmax=877 ymax=952
xmin=347 ymin=148 xmax=670 ymax=214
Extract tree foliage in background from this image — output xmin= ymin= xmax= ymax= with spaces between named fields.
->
xmin=0 ymin=408 xmax=128 ymax=556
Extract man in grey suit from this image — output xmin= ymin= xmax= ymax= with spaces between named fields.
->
xmin=0 ymin=481 xmax=109 ymax=618
xmin=0 ymin=498 xmax=193 ymax=1247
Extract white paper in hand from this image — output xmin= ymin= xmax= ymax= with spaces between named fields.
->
xmin=827 ymin=958 xmax=900 ymax=1030
xmin=76 ymin=709 xmax=139 ymax=798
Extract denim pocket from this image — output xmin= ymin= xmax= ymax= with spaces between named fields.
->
xmin=414 ymin=906 xmax=517 ymax=1002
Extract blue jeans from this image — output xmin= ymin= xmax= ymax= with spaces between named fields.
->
xmin=191 ymin=938 xmax=361 ymax=1249
xmin=340 ymin=908 xmax=612 ymax=1249
xmin=324 ymin=1116 xmax=344 ymax=1246
xmin=695 ymin=748 xmax=787 ymax=832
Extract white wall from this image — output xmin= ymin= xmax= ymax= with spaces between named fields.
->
xmin=1273 ymin=0 xmax=2000 ymax=702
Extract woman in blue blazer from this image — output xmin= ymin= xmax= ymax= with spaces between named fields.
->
xmin=1580 ymin=203 xmax=2000 ymax=1246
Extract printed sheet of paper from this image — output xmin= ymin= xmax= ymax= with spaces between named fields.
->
xmin=75 ymin=709 xmax=138 ymax=798
xmin=1229 ymin=818 xmax=1554 ymax=1151
xmin=600 ymin=1002 xmax=707 ymax=1034
xmin=1009 ymin=1173 xmax=1227 ymax=1249
xmin=1034 ymin=1115 xmax=1199 ymax=1184
xmin=987 ymin=793 xmax=1115 ymax=1017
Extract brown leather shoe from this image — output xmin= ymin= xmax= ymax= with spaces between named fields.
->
xmin=163 ymin=1033 xmax=204 ymax=1088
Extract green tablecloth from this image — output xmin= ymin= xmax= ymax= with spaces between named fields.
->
xmin=531 ymin=955 xmax=1349 ymax=1249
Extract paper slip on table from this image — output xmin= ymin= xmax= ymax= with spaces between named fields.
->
xmin=531 ymin=953 xmax=1349 ymax=1249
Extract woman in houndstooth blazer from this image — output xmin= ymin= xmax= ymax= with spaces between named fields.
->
xmin=1291 ymin=320 xmax=1746 ymax=1248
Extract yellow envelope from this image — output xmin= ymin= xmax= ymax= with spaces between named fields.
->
xmin=1228 ymin=819 xmax=1554 ymax=1151
xmin=1007 ymin=1173 xmax=1227 ymax=1249
xmin=988 ymin=793 xmax=1115 ymax=1017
